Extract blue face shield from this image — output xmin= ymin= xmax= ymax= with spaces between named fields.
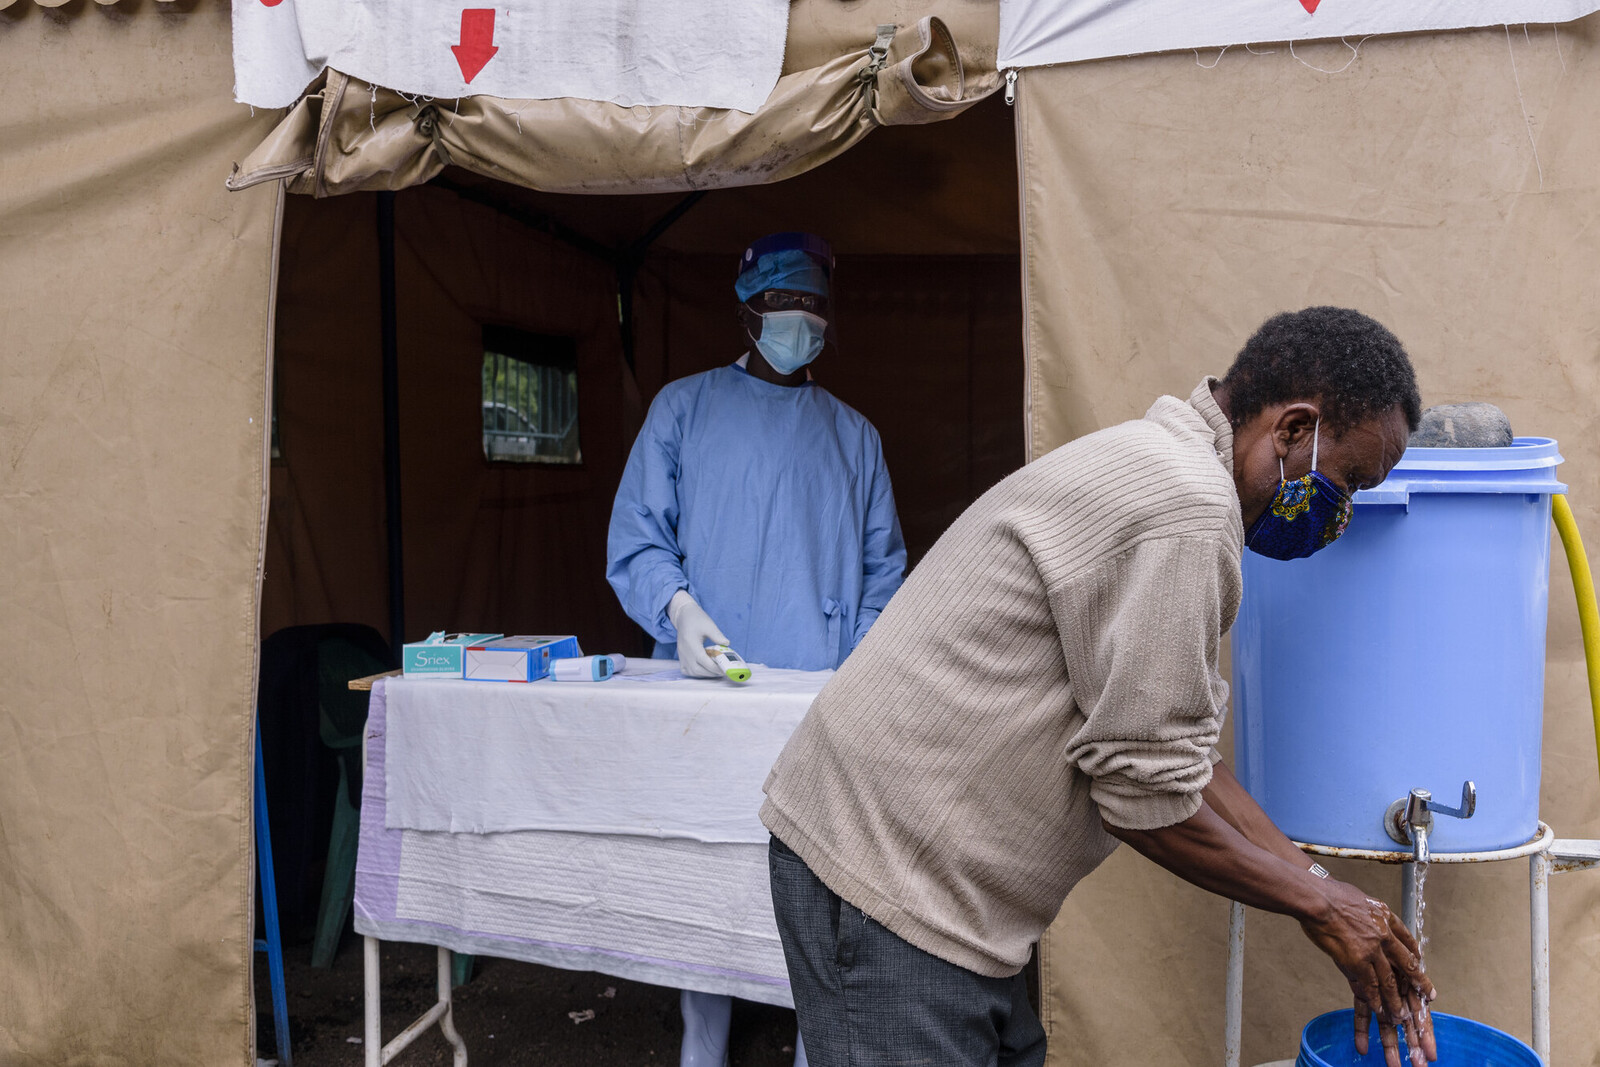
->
xmin=753 ymin=310 xmax=827 ymax=375
xmin=1244 ymin=421 xmax=1354 ymax=561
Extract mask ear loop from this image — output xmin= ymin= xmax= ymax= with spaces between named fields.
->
xmin=1280 ymin=418 xmax=1322 ymax=483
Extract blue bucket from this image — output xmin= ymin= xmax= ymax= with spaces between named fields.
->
xmin=1297 ymin=1009 xmax=1539 ymax=1067
xmin=1232 ymin=438 xmax=1564 ymax=852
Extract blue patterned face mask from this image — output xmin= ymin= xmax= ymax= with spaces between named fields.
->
xmin=1244 ymin=421 xmax=1353 ymax=561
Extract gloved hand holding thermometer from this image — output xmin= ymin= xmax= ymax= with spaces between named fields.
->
xmin=668 ymin=591 xmax=752 ymax=682
xmin=668 ymin=590 xmax=731 ymax=678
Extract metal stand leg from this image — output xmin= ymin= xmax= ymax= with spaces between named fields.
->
xmin=365 ymin=936 xmax=382 ymax=1067
xmin=1530 ymin=852 xmax=1550 ymax=1065
xmin=254 ymin=724 xmax=293 ymax=1067
xmin=1225 ymin=900 xmax=1245 ymax=1067
xmin=1400 ymin=861 xmax=1417 ymax=936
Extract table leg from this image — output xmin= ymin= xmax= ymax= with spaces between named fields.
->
xmin=437 ymin=945 xmax=469 ymax=1066
xmin=1226 ymin=900 xmax=1245 ymax=1067
xmin=1530 ymin=852 xmax=1550 ymax=1065
xmin=365 ymin=936 xmax=382 ymax=1067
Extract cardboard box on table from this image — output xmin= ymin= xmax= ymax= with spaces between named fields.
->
xmin=464 ymin=636 xmax=582 ymax=682
xmin=401 ymin=633 xmax=504 ymax=677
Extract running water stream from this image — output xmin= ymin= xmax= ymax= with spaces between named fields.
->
xmin=1410 ymin=859 xmax=1431 ymax=1067
xmin=1413 ymin=858 xmax=1428 ymax=952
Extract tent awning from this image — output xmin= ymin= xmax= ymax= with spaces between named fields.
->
xmin=229 ymin=17 xmax=998 ymax=199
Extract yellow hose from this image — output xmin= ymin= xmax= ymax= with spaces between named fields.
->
xmin=1552 ymin=493 xmax=1600 ymax=773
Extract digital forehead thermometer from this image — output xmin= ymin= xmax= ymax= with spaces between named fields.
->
xmin=705 ymin=643 xmax=752 ymax=683
xmin=550 ymin=655 xmax=615 ymax=682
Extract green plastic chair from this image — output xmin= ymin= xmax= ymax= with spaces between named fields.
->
xmin=309 ymin=636 xmax=476 ymax=985
xmin=310 ymin=636 xmax=386 ymax=968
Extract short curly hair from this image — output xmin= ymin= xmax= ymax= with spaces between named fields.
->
xmin=1220 ymin=307 xmax=1422 ymax=435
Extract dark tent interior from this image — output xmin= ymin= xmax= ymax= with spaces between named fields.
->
xmin=261 ymin=95 xmax=1024 ymax=662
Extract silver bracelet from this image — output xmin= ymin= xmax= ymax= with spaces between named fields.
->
xmin=1308 ymin=862 xmax=1330 ymax=880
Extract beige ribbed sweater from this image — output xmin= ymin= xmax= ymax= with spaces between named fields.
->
xmin=760 ymin=379 xmax=1243 ymax=978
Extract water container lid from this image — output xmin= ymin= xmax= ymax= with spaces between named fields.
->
xmin=1390 ymin=436 xmax=1562 ymax=472
xmin=1354 ymin=436 xmax=1565 ymax=502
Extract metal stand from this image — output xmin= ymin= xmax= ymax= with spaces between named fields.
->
xmin=1223 ymin=824 xmax=1600 ymax=1067
xmin=254 ymin=723 xmax=293 ymax=1067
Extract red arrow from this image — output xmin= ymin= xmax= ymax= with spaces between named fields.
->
xmin=1299 ymin=0 xmax=1321 ymax=11
xmin=451 ymin=9 xmax=499 ymax=84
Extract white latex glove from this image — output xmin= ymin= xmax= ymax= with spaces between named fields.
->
xmin=667 ymin=590 xmax=729 ymax=679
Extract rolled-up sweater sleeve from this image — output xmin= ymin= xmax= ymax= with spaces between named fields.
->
xmin=1050 ymin=535 xmax=1238 ymax=831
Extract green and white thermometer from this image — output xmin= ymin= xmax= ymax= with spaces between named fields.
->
xmin=706 ymin=643 xmax=752 ymax=683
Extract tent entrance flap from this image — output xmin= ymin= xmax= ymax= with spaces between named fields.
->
xmin=228 ymin=16 xmax=999 ymax=199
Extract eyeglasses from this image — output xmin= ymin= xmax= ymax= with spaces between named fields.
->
xmin=757 ymin=290 xmax=823 ymax=312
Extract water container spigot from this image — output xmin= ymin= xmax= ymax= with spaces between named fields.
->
xmin=1399 ymin=790 xmax=1434 ymax=865
xmin=1429 ymin=780 xmax=1477 ymax=821
xmin=1385 ymin=781 xmax=1476 ymax=862
xmin=1404 ymin=789 xmax=1434 ymax=834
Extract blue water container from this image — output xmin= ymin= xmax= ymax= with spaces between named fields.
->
xmin=1232 ymin=438 xmax=1564 ymax=852
xmin=1297 ymin=1009 xmax=1539 ymax=1067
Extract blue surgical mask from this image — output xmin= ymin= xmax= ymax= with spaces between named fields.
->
xmin=1244 ymin=421 xmax=1353 ymax=561
xmin=753 ymin=310 xmax=827 ymax=375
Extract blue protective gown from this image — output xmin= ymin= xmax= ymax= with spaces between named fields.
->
xmin=607 ymin=360 xmax=906 ymax=672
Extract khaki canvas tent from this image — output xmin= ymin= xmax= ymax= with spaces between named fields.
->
xmin=3 ymin=1 xmax=1600 ymax=1064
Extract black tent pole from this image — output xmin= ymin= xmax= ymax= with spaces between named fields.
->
xmin=616 ymin=190 xmax=706 ymax=376
xmin=377 ymin=190 xmax=406 ymax=665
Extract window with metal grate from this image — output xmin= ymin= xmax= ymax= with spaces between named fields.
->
xmin=481 ymin=325 xmax=581 ymax=465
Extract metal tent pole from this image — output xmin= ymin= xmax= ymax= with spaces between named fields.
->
xmin=377 ymin=191 xmax=406 ymax=662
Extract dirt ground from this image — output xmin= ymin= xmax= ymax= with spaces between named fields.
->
xmin=255 ymin=933 xmax=801 ymax=1067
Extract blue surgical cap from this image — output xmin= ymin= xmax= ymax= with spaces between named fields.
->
xmin=734 ymin=232 xmax=834 ymax=302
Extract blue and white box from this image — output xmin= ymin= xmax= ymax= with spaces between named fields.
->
xmin=402 ymin=632 xmax=504 ymax=677
xmin=463 ymin=635 xmax=582 ymax=682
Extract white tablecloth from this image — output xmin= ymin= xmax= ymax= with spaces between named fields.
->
xmin=356 ymin=672 xmax=824 ymax=1006
xmin=384 ymin=663 xmax=830 ymax=842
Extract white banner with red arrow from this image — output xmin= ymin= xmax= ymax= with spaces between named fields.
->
xmin=232 ymin=0 xmax=790 ymax=112
xmin=999 ymin=0 xmax=1600 ymax=69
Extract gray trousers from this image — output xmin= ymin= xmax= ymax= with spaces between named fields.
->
xmin=768 ymin=835 xmax=1047 ymax=1067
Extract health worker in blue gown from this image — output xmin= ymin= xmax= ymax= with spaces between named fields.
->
xmin=607 ymin=232 xmax=906 ymax=676
xmin=605 ymin=232 xmax=907 ymax=1067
